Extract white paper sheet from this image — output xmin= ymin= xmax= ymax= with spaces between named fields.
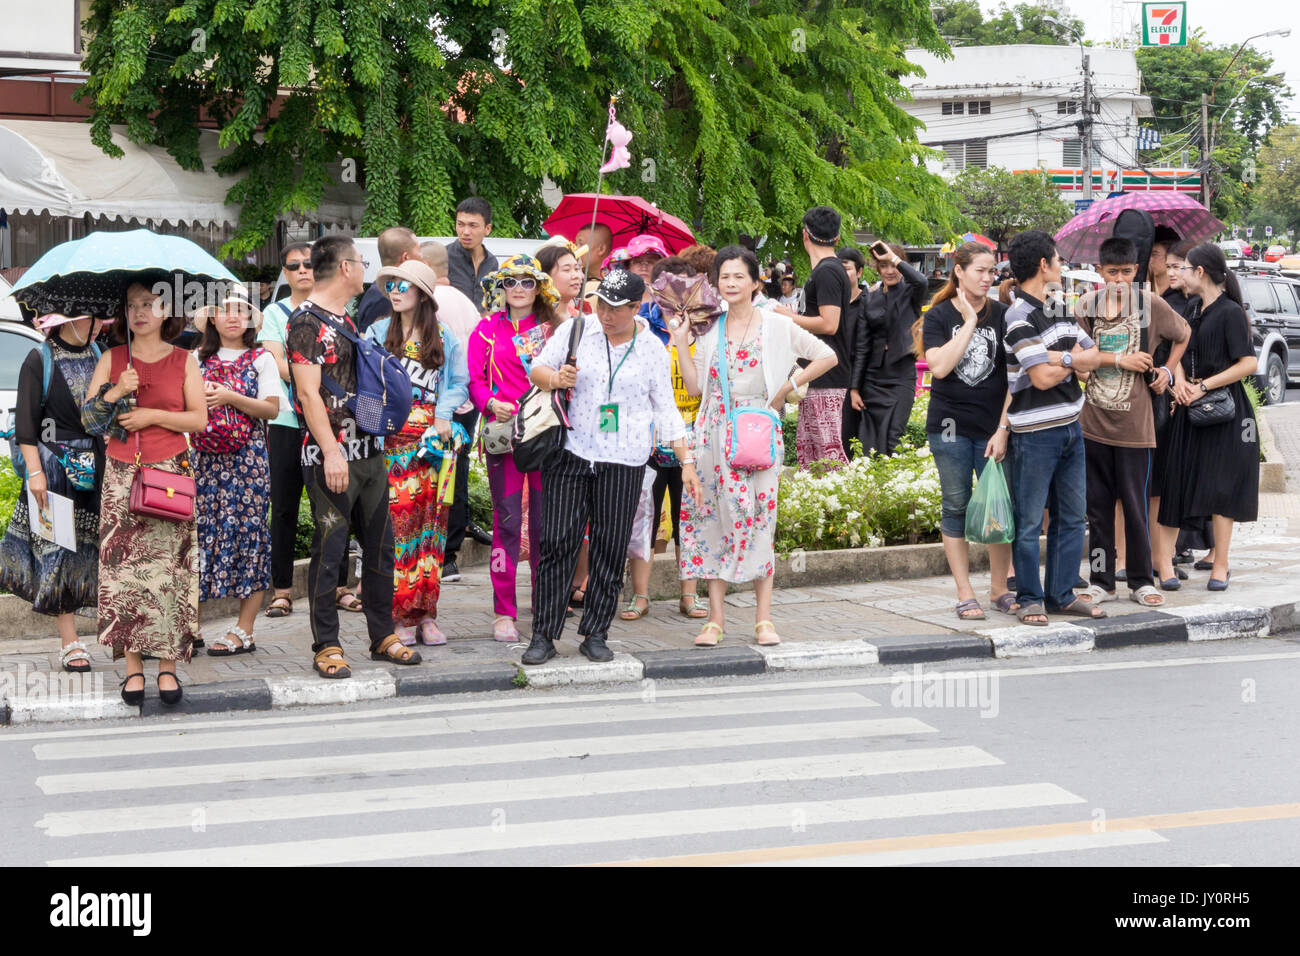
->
xmin=27 ymin=489 xmax=76 ymax=552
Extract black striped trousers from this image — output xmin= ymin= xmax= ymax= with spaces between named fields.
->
xmin=533 ymin=449 xmax=645 ymax=643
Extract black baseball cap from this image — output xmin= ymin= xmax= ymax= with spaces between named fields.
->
xmin=593 ymin=269 xmax=645 ymax=306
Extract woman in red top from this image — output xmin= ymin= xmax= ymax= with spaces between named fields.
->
xmin=82 ymin=280 xmax=207 ymax=706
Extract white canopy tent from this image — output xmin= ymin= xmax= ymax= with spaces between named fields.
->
xmin=0 ymin=118 xmax=365 ymax=229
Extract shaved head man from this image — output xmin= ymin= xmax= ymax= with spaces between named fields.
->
xmin=355 ymin=225 xmax=422 ymax=332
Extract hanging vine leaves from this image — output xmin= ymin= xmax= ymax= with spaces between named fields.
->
xmin=78 ymin=0 xmax=962 ymax=257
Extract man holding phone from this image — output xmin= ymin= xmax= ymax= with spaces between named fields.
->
xmin=791 ymin=205 xmax=853 ymax=466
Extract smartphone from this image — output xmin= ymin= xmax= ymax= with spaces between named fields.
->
xmin=871 ymin=241 xmax=890 ymax=259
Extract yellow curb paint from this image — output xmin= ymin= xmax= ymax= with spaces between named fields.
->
xmin=597 ymin=802 xmax=1300 ymax=867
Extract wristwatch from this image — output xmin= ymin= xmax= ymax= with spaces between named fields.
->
xmin=1199 ymin=382 xmax=1209 ymax=394
xmin=1060 ymin=351 xmax=1074 ymax=368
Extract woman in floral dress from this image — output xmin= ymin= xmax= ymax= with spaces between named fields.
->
xmin=674 ymin=246 xmax=835 ymax=647
xmin=367 ymin=260 xmax=470 ymax=645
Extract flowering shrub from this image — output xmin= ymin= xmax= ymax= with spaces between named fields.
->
xmin=775 ymin=441 xmax=942 ymax=553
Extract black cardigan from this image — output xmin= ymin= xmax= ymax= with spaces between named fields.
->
xmin=851 ymin=260 xmax=928 ymax=389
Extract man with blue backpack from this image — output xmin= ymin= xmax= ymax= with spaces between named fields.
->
xmin=287 ymin=235 xmax=420 ymax=679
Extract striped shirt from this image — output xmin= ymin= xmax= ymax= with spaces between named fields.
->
xmin=1004 ymin=291 xmax=1095 ymax=433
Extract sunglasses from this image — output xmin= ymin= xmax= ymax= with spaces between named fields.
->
xmin=384 ymin=279 xmax=412 ymax=294
xmin=502 ymin=277 xmax=537 ymax=291
xmin=284 ymin=261 xmax=312 ymax=272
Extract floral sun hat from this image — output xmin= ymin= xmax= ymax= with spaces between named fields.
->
xmin=600 ymin=246 xmax=632 ymax=277
xmin=480 ymin=253 xmax=561 ymax=313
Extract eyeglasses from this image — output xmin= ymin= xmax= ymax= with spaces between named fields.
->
xmin=342 ymin=257 xmax=370 ymax=270
xmin=502 ymin=277 xmax=537 ymax=291
xmin=1176 ymin=265 xmax=1198 ymax=272
xmin=384 ymin=279 xmax=412 ymax=294
xmin=284 ymin=262 xmax=312 ymax=272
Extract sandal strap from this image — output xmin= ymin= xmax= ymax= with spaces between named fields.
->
xmin=59 ymin=641 xmax=89 ymax=660
xmin=375 ymin=633 xmax=415 ymax=660
xmin=699 ymin=622 xmax=723 ymax=634
xmin=314 ymin=646 xmax=347 ymax=663
xmin=754 ymin=620 xmax=775 ymax=630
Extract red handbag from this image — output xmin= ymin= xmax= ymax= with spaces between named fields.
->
xmin=128 ymin=432 xmax=195 ymax=523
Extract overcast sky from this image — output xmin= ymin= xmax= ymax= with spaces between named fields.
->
xmin=979 ymin=1 xmax=1300 ymax=119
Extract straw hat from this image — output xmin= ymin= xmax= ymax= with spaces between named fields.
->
xmin=376 ymin=259 xmax=440 ymax=303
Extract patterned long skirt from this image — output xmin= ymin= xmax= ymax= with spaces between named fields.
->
xmin=195 ymin=435 xmax=272 ymax=602
xmin=0 ymin=467 xmax=100 ymax=616
xmin=97 ymin=455 xmax=199 ymax=662
xmin=386 ymin=404 xmax=454 ymax=626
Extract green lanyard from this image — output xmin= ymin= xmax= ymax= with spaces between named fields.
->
xmin=605 ymin=326 xmax=637 ymax=398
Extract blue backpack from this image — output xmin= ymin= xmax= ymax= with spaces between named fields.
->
xmin=4 ymin=339 xmax=102 ymax=481
xmin=301 ymin=305 xmax=412 ymax=436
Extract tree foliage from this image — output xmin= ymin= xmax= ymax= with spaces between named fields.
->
xmin=1253 ymin=125 xmax=1300 ymax=236
xmin=932 ymin=1 xmax=1083 ymax=46
xmin=1136 ymin=30 xmax=1290 ymax=225
xmin=950 ymin=166 xmax=1072 ymax=252
xmin=77 ymin=0 xmax=965 ymax=259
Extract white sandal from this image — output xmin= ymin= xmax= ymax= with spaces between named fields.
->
xmin=1130 ymin=585 xmax=1165 ymax=607
xmin=1077 ymin=585 xmax=1116 ymax=605
xmin=59 ymin=641 xmax=92 ymax=672
xmin=207 ymin=626 xmax=256 ymax=656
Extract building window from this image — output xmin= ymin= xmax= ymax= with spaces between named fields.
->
xmin=1062 ymin=139 xmax=1082 ymax=166
xmin=1057 ymin=100 xmax=1079 ymax=115
xmin=970 ymin=100 xmax=991 ymax=115
xmin=942 ymin=140 xmax=988 ymax=172
xmin=941 ymin=101 xmax=964 ymax=115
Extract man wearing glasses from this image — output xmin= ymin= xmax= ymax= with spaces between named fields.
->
xmin=287 ymin=236 xmax=421 ymax=679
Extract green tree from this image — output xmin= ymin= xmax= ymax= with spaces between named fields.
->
xmin=1253 ymin=125 xmax=1300 ymax=237
xmin=950 ymin=166 xmax=1072 ymax=253
xmin=1136 ymin=30 xmax=1291 ymax=224
xmin=77 ymin=0 xmax=964 ymax=259
xmin=932 ymin=1 xmax=1083 ymax=46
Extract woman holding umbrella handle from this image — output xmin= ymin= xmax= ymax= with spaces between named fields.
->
xmin=82 ymin=281 xmax=207 ymax=707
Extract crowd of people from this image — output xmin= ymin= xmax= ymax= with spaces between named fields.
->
xmin=0 ymin=198 xmax=1262 ymax=698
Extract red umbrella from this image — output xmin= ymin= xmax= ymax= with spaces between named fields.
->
xmin=544 ymin=193 xmax=696 ymax=254
xmin=1055 ymin=193 xmax=1224 ymax=262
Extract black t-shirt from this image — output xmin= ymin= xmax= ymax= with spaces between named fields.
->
xmin=286 ymin=301 xmax=379 ymax=464
xmin=802 ymin=256 xmax=853 ymax=389
xmin=922 ymin=298 xmax=1009 ymax=439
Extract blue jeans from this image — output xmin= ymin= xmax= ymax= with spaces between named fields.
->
xmin=929 ymin=431 xmax=998 ymax=538
xmin=1009 ymin=421 xmax=1087 ymax=610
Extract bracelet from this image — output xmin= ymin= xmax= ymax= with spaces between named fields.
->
xmin=788 ymin=376 xmax=799 ymax=393
xmin=680 ymin=457 xmax=696 ymax=466
xmin=549 ymin=369 xmax=560 ymax=390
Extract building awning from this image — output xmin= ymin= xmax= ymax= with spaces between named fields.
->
xmin=0 ymin=118 xmax=365 ymax=227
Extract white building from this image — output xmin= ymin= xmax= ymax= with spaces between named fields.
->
xmin=900 ymin=44 xmax=1197 ymax=205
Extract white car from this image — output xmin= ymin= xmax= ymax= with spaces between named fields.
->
xmin=1 ymin=274 xmax=25 ymax=322
xmin=0 ymin=319 xmax=45 ymax=458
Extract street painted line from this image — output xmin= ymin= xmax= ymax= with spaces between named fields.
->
xmin=5 ymin=649 xmax=1299 ymax=744
xmin=45 ymin=783 xmax=1081 ymax=866
xmin=35 ymin=717 xmax=937 ymax=794
xmin=35 ymin=746 xmax=1001 ymax=837
xmin=740 ymin=830 xmax=1167 ymax=866
xmin=31 ymin=692 xmax=878 ymax=762
xmin=608 ymin=801 xmax=1300 ymax=866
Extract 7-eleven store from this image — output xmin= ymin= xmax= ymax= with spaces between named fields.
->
xmin=1015 ymin=168 xmax=1202 ymax=196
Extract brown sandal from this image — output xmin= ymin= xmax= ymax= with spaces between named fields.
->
xmin=265 ymin=594 xmax=293 ymax=618
xmin=336 ymin=588 xmax=363 ymax=612
xmin=313 ymin=646 xmax=352 ymax=679
xmin=370 ymin=633 xmax=422 ymax=665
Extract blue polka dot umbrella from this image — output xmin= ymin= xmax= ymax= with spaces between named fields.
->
xmin=5 ymin=229 xmax=241 ymax=323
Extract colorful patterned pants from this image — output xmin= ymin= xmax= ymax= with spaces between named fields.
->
xmin=795 ymin=387 xmax=849 ymax=467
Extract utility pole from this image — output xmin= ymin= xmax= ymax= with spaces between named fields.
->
xmin=1082 ymin=53 xmax=1093 ymax=201
xmin=1200 ymin=92 xmax=1211 ymax=207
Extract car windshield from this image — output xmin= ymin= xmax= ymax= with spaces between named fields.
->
xmin=0 ymin=329 xmax=40 ymax=390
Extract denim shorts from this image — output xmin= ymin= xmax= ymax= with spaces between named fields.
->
xmin=928 ymin=431 xmax=1006 ymax=538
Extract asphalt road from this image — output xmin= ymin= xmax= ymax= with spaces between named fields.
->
xmin=2 ymin=634 xmax=1299 ymax=867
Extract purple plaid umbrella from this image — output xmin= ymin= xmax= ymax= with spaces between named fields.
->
xmin=1054 ymin=193 xmax=1224 ymax=262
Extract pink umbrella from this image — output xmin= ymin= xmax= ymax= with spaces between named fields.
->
xmin=1055 ymin=193 xmax=1224 ymax=262
xmin=543 ymin=193 xmax=697 ymax=254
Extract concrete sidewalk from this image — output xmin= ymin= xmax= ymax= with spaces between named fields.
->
xmin=4 ymin=406 xmax=1298 ymax=722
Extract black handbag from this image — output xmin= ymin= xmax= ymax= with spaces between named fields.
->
xmin=511 ymin=315 xmax=585 ymax=473
xmin=1187 ymin=351 xmax=1236 ymax=428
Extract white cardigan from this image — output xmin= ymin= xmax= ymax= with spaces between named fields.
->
xmin=693 ymin=307 xmax=836 ymax=415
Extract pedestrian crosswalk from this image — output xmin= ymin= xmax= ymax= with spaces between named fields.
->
xmin=7 ymin=677 xmax=1172 ymax=866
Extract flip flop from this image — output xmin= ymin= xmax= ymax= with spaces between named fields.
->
xmin=1051 ymin=597 xmax=1108 ymax=619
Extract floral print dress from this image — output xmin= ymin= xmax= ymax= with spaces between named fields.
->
xmin=680 ymin=329 xmax=780 ymax=583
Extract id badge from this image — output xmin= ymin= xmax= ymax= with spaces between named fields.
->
xmin=599 ymin=402 xmax=620 ymax=433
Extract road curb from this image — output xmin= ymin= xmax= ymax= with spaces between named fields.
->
xmin=1 ymin=602 xmax=1290 ymax=725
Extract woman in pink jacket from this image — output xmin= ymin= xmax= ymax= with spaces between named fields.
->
xmin=468 ymin=255 xmax=563 ymax=641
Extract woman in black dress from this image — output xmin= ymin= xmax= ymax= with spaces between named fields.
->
xmin=1157 ymin=243 xmax=1258 ymax=591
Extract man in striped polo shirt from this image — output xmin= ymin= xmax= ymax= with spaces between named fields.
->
xmin=1003 ymin=230 xmax=1105 ymax=626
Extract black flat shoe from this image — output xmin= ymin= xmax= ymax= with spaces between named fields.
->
xmin=1175 ymin=567 xmax=1189 ymax=580
xmin=156 ymin=672 xmax=183 ymax=706
xmin=521 ymin=636 xmax=555 ymax=666
xmin=119 ymin=671 xmax=145 ymax=706
xmin=1194 ymin=560 xmax=1214 ymax=571
xmin=579 ymin=635 xmax=614 ymax=663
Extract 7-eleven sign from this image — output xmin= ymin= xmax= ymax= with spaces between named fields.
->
xmin=1143 ymin=3 xmax=1187 ymax=46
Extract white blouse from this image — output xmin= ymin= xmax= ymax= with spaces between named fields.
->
xmin=537 ymin=317 xmax=686 ymax=467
